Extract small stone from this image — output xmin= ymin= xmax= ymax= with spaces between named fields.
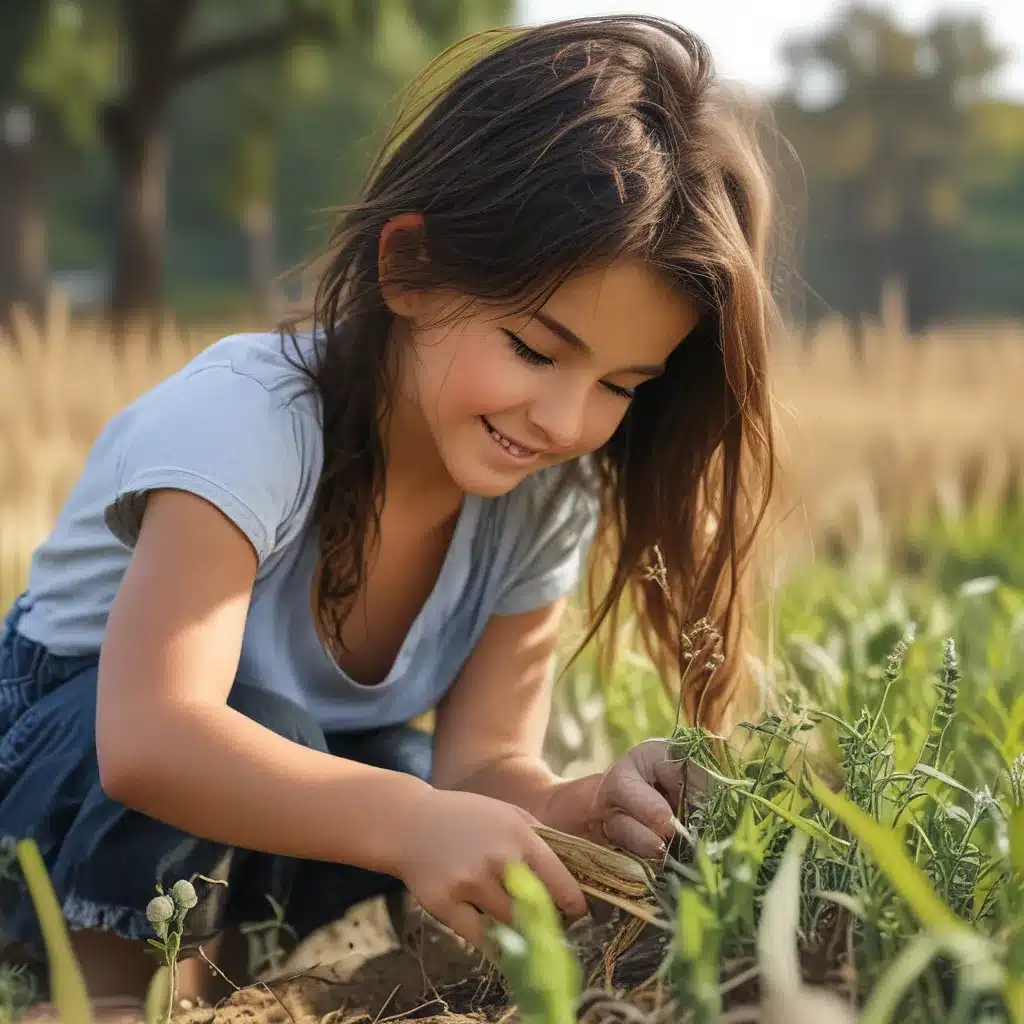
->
xmin=178 ymin=999 xmax=194 ymax=1011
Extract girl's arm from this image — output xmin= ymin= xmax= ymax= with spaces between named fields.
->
xmin=97 ymin=487 xmax=431 ymax=877
xmin=430 ymin=599 xmax=606 ymax=840
xmin=99 ymin=487 xmax=588 ymax=946
xmin=432 ymin=607 xmax=684 ymax=857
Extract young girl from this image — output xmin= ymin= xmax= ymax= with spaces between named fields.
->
xmin=0 ymin=13 xmax=778 ymax=1008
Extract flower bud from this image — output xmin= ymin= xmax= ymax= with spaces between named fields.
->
xmin=146 ymin=895 xmax=175 ymax=925
xmin=170 ymin=879 xmax=198 ymax=910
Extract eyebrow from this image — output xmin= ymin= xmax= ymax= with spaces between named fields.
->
xmin=530 ymin=310 xmax=666 ymax=377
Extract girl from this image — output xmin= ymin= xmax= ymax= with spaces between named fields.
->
xmin=0 ymin=13 xmax=778 ymax=1008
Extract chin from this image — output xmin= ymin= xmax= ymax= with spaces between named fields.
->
xmin=446 ymin=460 xmax=531 ymax=499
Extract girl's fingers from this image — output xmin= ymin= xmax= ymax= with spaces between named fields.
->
xmin=602 ymin=809 xmax=667 ymax=859
xmin=469 ymin=876 xmax=516 ymax=930
xmin=653 ymin=757 xmax=685 ymax=809
xmin=437 ymin=903 xmax=490 ymax=951
xmin=523 ymin=834 xmax=589 ymax=920
xmin=605 ymin=769 xmax=677 ymax=841
xmin=514 ymin=804 xmax=543 ymax=826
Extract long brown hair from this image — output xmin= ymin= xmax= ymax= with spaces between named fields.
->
xmin=282 ymin=15 xmax=782 ymax=733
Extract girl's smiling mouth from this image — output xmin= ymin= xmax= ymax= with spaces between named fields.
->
xmin=481 ymin=417 xmax=544 ymax=460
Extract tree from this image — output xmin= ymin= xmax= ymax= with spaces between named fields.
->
xmin=0 ymin=0 xmax=114 ymax=326
xmin=775 ymin=3 xmax=1006 ymax=334
xmin=95 ymin=0 xmax=513 ymax=327
xmin=99 ymin=1 xmax=359 ymax=326
xmin=207 ymin=0 xmax=511 ymax=319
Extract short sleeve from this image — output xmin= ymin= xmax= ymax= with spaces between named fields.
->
xmin=104 ymin=365 xmax=318 ymax=566
xmin=492 ymin=468 xmax=600 ymax=617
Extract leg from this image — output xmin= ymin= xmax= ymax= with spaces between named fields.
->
xmin=0 ymin=666 xmax=331 ymax=1002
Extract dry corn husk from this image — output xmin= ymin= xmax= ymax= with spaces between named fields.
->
xmin=532 ymin=825 xmax=666 ymax=928
xmin=532 ymin=825 xmax=650 ymax=898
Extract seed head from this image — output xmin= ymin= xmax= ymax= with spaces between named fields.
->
xmin=170 ymin=879 xmax=198 ymax=910
xmin=941 ymin=638 xmax=960 ymax=684
xmin=146 ymin=895 xmax=175 ymax=924
xmin=884 ymin=640 xmax=908 ymax=682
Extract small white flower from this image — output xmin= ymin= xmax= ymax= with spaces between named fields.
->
xmin=146 ymin=895 xmax=175 ymax=925
xmin=170 ymin=879 xmax=198 ymax=910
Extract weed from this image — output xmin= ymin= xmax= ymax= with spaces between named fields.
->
xmin=500 ymin=612 xmax=1024 ymax=1022
xmin=0 ymin=963 xmax=36 ymax=1024
xmin=145 ymin=878 xmax=200 ymax=1024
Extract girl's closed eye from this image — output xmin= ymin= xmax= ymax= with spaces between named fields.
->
xmin=503 ymin=330 xmax=552 ymax=367
xmin=502 ymin=330 xmax=636 ymax=400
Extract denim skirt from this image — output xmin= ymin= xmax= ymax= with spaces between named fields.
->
xmin=0 ymin=593 xmax=433 ymax=961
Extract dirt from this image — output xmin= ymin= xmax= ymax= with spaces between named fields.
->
xmin=165 ymin=895 xmax=674 ymax=1024
xmin=17 ymin=893 xmax=673 ymax=1024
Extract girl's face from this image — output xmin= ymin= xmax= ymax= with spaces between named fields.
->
xmin=393 ymin=256 xmax=702 ymax=498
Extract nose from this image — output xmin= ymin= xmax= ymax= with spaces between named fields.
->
xmin=526 ymin=380 xmax=589 ymax=451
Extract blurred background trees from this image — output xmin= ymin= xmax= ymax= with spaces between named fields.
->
xmin=1 ymin=0 xmax=1023 ymax=333
xmin=775 ymin=2 xmax=1022 ymax=337
xmin=0 ymin=0 xmax=510 ymax=328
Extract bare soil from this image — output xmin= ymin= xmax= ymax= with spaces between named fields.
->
xmin=163 ymin=895 xmax=673 ymax=1024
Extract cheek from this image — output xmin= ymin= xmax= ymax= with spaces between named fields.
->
xmin=580 ymin=404 xmax=627 ymax=452
xmin=423 ymin=337 xmax=528 ymax=417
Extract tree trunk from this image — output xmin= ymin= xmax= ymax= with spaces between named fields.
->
xmin=99 ymin=0 xmax=316 ymax=331
xmin=0 ymin=105 xmax=47 ymax=332
xmin=106 ymin=108 xmax=169 ymax=331
xmin=102 ymin=0 xmax=195 ymax=333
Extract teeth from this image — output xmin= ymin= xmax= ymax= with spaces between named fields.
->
xmin=486 ymin=420 xmax=531 ymax=457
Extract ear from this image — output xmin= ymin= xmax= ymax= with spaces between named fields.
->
xmin=378 ymin=212 xmax=427 ymax=317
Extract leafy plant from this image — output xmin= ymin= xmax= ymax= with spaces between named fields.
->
xmin=13 ymin=839 xmax=92 ymax=1024
xmin=502 ymin=599 xmax=1024 ymax=1022
xmin=492 ymin=860 xmax=581 ymax=1024
xmin=144 ymin=878 xmax=206 ymax=1024
xmin=0 ymin=962 xmax=37 ymax=1024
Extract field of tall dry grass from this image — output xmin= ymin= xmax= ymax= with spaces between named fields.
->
xmin=2 ymin=294 xmax=1023 ymax=609
xmin=3 ymin=296 xmax=1024 ymax=1024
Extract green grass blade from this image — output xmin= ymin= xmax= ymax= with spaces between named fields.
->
xmin=493 ymin=861 xmax=581 ymax=1024
xmin=15 ymin=838 xmax=94 ymax=1024
xmin=860 ymin=932 xmax=943 ymax=1024
xmin=808 ymin=890 xmax=868 ymax=920
xmin=145 ymin=966 xmax=172 ymax=1024
xmin=742 ymin=789 xmax=849 ymax=849
xmin=1010 ymin=810 xmax=1024 ymax=876
xmin=1005 ymin=978 xmax=1024 ymax=1024
xmin=912 ymin=763 xmax=976 ymax=799
xmin=757 ymin=831 xmax=809 ymax=996
xmin=806 ymin=771 xmax=971 ymax=935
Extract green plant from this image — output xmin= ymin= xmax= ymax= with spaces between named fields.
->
xmin=492 ymin=860 xmax=581 ymax=1024
xmin=239 ymin=894 xmax=298 ymax=980
xmin=12 ymin=839 xmax=92 ymax=1024
xmin=0 ymin=962 xmax=37 ymax=1024
xmin=500 ymin=607 xmax=1024 ymax=1022
xmin=144 ymin=879 xmax=200 ymax=1024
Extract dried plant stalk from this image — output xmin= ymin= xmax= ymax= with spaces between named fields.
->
xmin=532 ymin=826 xmax=650 ymax=900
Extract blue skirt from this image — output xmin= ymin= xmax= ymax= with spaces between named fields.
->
xmin=0 ymin=593 xmax=432 ymax=961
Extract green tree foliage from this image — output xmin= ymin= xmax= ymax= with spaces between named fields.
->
xmin=0 ymin=0 xmax=116 ymax=323
xmin=10 ymin=2 xmax=1024 ymax=329
xmin=774 ymin=3 xmax=1022 ymax=333
xmin=0 ymin=0 xmax=513 ymax=327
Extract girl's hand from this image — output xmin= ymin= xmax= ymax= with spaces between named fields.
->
xmin=393 ymin=787 xmax=588 ymax=950
xmin=590 ymin=739 xmax=709 ymax=859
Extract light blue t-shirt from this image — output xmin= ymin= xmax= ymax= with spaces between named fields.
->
xmin=14 ymin=331 xmax=599 ymax=732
